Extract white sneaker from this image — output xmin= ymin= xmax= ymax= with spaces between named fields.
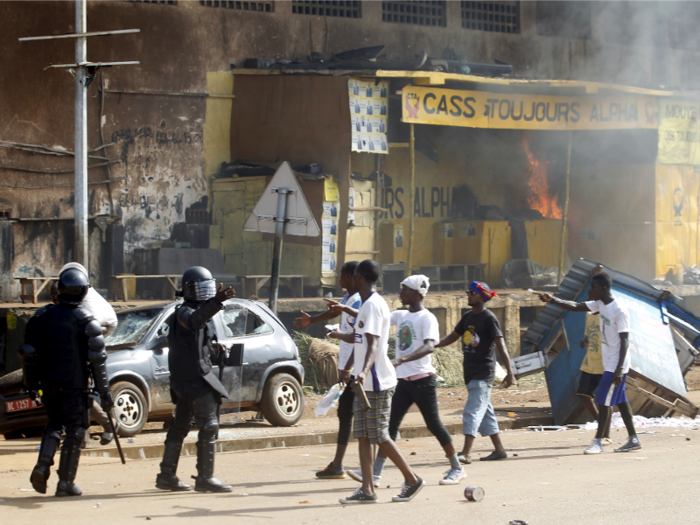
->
xmin=347 ymin=470 xmax=381 ymax=487
xmin=439 ymin=468 xmax=467 ymax=485
xmin=584 ymin=438 xmax=603 ymax=455
xmin=614 ymin=436 xmax=642 ymax=452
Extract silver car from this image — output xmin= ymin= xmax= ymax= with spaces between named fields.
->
xmin=0 ymin=299 xmax=305 ymax=438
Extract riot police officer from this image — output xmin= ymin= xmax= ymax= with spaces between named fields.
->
xmin=18 ymin=267 xmax=113 ymax=497
xmin=156 ymin=266 xmax=235 ymax=493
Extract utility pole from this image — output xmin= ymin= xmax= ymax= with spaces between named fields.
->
xmin=20 ymin=0 xmax=139 ymax=268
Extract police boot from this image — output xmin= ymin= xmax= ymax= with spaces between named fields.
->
xmin=30 ymin=432 xmax=60 ymax=494
xmin=55 ymin=428 xmax=83 ymax=497
xmin=156 ymin=441 xmax=192 ymax=492
xmin=194 ymin=437 xmax=232 ymax=493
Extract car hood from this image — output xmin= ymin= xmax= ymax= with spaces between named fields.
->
xmin=0 ymin=369 xmax=24 ymax=395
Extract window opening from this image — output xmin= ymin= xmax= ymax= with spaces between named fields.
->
xmin=382 ymin=1 xmax=446 ymax=27
xmin=199 ymin=1 xmax=274 ymax=12
xmin=292 ymin=1 xmax=361 ymax=18
xmin=461 ymin=1 xmax=520 ymax=33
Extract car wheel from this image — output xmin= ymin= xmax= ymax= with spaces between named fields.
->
xmin=260 ymin=373 xmax=304 ymax=427
xmin=110 ymin=381 xmax=148 ymax=437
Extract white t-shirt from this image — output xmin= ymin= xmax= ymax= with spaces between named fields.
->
xmin=83 ymin=287 xmax=118 ymax=336
xmin=338 ymin=292 xmax=362 ymax=371
xmin=353 ymin=292 xmax=396 ymax=392
xmin=585 ymin=298 xmax=632 ymax=373
xmin=391 ymin=309 xmax=439 ymax=378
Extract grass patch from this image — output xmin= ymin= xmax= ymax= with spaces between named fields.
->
xmin=294 ymin=330 xmax=466 ymax=392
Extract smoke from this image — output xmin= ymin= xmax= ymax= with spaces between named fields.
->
xmin=522 ymin=1 xmax=691 ymax=90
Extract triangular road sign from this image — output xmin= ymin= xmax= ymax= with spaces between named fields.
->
xmin=243 ymin=161 xmax=321 ymax=237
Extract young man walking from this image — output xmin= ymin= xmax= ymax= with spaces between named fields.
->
xmin=436 ymin=281 xmax=515 ymax=465
xmin=348 ymin=275 xmax=466 ymax=486
xmin=330 ymin=260 xmax=424 ymax=504
xmin=293 ymin=261 xmax=361 ymax=479
xmin=539 ymin=271 xmax=641 ymax=454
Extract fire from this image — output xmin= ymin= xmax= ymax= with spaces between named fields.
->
xmin=521 ymin=135 xmax=562 ymax=219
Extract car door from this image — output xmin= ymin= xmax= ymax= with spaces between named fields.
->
xmin=146 ymin=310 xmax=173 ymax=411
xmin=215 ymin=302 xmax=276 ymax=404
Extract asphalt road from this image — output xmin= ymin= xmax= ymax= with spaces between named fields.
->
xmin=1 ymin=425 xmax=698 ymax=525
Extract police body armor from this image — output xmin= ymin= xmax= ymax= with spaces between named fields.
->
xmin=167 ymin=298 xmax=229 ymax=399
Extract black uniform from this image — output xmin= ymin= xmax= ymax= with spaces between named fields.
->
xmin=157 ymin=297 xmax=232 ymax=493
xmin=20 ymin=302 xmax=109 ymax=497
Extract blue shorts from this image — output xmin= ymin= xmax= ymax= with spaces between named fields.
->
xmin=595 ymin=371 xmax=628 ymax=407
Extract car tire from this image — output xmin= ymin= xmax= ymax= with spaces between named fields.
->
xmin=110 ymin=381 xmax=148 ymax=437
xmin=260 ymin=373 xmax=304 ymax=427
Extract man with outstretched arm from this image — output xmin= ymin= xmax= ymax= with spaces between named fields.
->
xmin=538 ymin=271 xmax=641 ymax=454
xmin=330 ymin=260 xmax=424 ymax=504
xmin=435 ymin=281 xmax=515 ymax=465
xmin=293 ymin=261 xmax=361 ymax=479
xmin=347 ymin=275 xmax=466 ymax=487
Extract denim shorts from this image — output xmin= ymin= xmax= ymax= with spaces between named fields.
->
xmin=462 ymin=379 xmax=500 ymax=438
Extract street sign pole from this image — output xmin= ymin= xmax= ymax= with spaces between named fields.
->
xmin=269 ymin=188 xmax=289 ymax=314
xmin=75 ymin=0 xmax=88 ymax=266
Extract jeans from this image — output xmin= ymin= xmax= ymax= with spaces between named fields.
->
xmin=462 ymin=379 xmax=499 ymax=437
xmin=337 ymin=382 xmax=355 ymax=446
xmin=388 ymin=375 xmax=452 ymax=447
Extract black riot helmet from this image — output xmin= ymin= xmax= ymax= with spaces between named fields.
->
xmin=181 ymin=266 xmax=216 ymax=302
xmin=57 ymin=267 xmax=90 ymax=305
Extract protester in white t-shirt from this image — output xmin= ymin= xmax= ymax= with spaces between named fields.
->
xmin=293 ymin=261 xmax=361 ymax=480
xmin=539 ymin=270 xmax=641 ymax=455
xmin=330 ymin=260 xmax=424 ymax=504
xmin=351 ymin=275 xmax=466 ymax=487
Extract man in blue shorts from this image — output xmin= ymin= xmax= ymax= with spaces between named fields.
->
xmin=539 ymin=271 xmax=641 ymax=454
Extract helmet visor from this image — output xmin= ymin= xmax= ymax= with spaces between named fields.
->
xmin=187 ymin=279 xmax=217 ymax=302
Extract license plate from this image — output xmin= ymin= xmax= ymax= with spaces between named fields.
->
xmin=5 ymin=398 xmax=40 ymax=413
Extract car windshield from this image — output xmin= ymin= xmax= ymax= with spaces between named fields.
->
xmin=106 ymin=308 xmax=163 ymax=348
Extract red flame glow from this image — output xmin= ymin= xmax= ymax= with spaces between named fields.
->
xmin=522 ymin=135 xmax=562 ymax=219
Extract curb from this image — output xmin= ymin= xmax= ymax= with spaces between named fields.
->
xmin=81 ymin=414 xmax=553 ymax=461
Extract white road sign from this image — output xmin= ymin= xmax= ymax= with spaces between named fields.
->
xmin=243 ymin=161 xmax=321 ymax=237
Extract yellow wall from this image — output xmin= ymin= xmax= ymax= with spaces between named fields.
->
xmin=655 ymin=165 xmax=700 ymax=277
xmin=345 ymin=178 xmax=376 ymax=259
xmin=204 ymin=72 xmax=235 ymax=197
xmin=209 ymin=177 xmax=322 ymax=289
xmin=453 ymin=221 xmax=512 ymax=284
xmin=525 ymin=220 xmax=563 ymax=268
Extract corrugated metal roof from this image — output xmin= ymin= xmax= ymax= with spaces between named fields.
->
xmin=230 ymin=69 xmax=699 ymax=98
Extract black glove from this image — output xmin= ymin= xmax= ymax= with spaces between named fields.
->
xmin=100 ymin=392 xmax=114 ymax=412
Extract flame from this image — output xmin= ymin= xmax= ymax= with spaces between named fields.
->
xmin=521 ymin=135 xmax=562 ymax=219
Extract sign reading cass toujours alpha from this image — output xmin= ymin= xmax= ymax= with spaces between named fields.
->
xmin=402 ymin=86 xmax=659 ymax=131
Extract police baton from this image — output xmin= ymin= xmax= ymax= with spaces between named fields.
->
xmin=106 ymin=409 xmax=126 ymax=464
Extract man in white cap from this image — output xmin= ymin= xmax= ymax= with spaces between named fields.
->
xmin=57 ymin=263 xmax=119 ymax=446
xmin=347 ymin=275 xmax=466 ymax=486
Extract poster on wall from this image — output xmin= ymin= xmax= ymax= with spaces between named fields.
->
xmin=349 ymin=78 xmax=389 ymax=154
xmin=322 ymin=177 xmax=340 ymax=283
xmin=348 ymin=187 xmax=355 ymax=224
xmin=394 ymin=224 xmax=404 ymax=248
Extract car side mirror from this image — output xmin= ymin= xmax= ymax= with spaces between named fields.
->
xmin=150 ymin=335 xmax=168 ymax=352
